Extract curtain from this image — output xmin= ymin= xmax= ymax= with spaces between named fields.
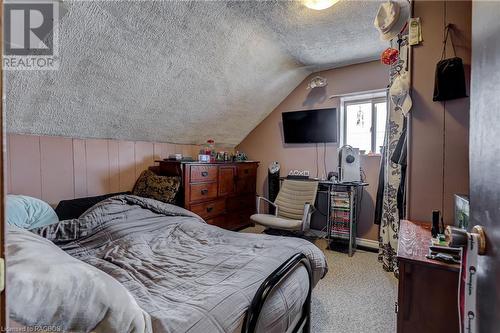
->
xmin=375 ymin=35 xmax=409 ymax=276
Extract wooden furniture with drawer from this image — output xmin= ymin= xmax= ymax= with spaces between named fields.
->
xmin=397 ymin=220 xmax=460 ymax=333
xmin=155 ymin=160 xmax=259 ymax=230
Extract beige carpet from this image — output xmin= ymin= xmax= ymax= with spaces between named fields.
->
xmin=241 ymin=226 xmax=398 ymax=333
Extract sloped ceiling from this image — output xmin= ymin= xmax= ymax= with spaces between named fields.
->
xmin=6 ymin=0 xmax=386 ymax=146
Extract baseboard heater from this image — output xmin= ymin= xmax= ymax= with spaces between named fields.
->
xmin=242 ymin=253 xmax=313 ymax=333
xmin=356 ymin=238 xmax=379 ymax=250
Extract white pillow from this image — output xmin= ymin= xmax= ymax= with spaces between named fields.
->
xmin=6 ymin=195 xmax=59 ymax=229
xmin=7 ymin=225 xmax=151 ymax=333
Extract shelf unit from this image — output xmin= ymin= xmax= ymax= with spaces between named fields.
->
xmin=327 ymin=184 xmax=363 ymax=257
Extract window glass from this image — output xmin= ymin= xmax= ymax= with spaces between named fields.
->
xmin=342 ymin=96 xmax=387 ymax=154
xmin=345 ymin=102 xmax=372 ymax=153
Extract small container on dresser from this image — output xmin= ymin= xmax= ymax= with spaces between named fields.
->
xmin=155 ymin=160 xmax=259 ymax=230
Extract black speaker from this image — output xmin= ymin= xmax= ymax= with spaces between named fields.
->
xmin=432 ymin=210 xmax=440 ymax=237
xmin=311 ymin=190 xmax=329 ymax=231
xmin=268 ymin=162 xmax=280 ymax=215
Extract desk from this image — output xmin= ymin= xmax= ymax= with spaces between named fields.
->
xmin=280 ymin=178 xmax=368 ymax=256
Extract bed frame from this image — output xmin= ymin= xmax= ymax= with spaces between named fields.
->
xmin=242 ymin=253 xmax=313 ymax=333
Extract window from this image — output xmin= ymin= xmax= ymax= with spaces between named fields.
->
xmin=340 ymin=93 xmax=387 ymax=154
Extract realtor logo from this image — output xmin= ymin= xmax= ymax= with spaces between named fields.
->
xmin=3 ymin=1 xmax=59 ymax=70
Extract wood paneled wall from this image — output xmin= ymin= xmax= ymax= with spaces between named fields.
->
xmin=6 ymin=134 xmax=201 ymax=205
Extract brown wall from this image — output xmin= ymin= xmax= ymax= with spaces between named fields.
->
xmin=408 ymin=0 xmax=471 ymax=224
xmin=237 ymin=61 xmax=389 ymax=241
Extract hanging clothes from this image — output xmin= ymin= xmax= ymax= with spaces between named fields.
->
xmin=376 ymin=34 xmax=409 ymax=276
xmin=374 ymin=158 xmax=384 ymax=226
xmin=391 ymin=117 xmax=407 ymax=220
xmin=374 ymin=118 xmax=407 ymax=225
xmin=373 ymin=161 xmax=385 ymax=225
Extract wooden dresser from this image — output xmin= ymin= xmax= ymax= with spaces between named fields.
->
xmin=397 ymin=220 xmax=460 ymax=333
xmin=155 ymin=160 xmax=259 ymax=230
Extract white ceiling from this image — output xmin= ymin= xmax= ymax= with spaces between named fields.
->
xmin=6 ymin=0 xmax=387 ymax=146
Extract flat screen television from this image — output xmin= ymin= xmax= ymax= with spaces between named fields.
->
xmin=282 ymin=108 xmax=337 ymax=144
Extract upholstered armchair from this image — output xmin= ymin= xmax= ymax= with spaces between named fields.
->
xmin=250 ymin=179 xmax=318 ymax=232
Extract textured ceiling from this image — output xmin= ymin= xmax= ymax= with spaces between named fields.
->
xmin=6 ymin=0 xmax=386 ymax=146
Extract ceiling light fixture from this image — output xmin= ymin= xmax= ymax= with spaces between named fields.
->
xmin=303 ymin=0 xmax=340 ymax=10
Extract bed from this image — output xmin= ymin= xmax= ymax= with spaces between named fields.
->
xmin=7 ymin=195 xmax=328 ymax=333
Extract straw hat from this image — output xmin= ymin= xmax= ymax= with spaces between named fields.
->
xmin=374 ymin=0 xmax=411 ymax=41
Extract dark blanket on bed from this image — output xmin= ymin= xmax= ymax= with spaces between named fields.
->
xmin=54 ymin=191 xmax=130 ymax=220
xmin=30 ymin=195 xmax=328 ymax=332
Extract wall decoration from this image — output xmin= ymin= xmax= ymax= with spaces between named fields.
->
xmin=381 ymin=47 xmax=399 ymax=65
xmin=307 ymin=75 xmax=328 ymax=90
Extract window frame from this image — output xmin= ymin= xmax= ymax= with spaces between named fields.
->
xmin=340 ymin=92 xmax=388 ymax=154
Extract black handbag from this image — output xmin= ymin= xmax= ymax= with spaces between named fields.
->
xmin=433 ymin=25 xmax=467 ymax=101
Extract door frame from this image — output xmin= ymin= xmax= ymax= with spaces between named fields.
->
xmin=1 ymin=0 xmax=6 ymax=327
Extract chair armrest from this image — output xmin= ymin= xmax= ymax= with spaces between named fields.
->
xmin=256 ymin=196 xmax=278 ymax=216
xmin=301 ymin=203 xmax=314 ymax=232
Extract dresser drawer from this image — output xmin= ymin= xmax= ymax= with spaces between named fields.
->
xmin=206 ymin=215 xmax=227 ymax=228
xmin=226 ymin=210 xmax=253 ymax=230
xmin=190 ymin=165 xmax=218 ymax=183
xmin=191 ymin=199 xmax=225 ymax=219
xmin=236 ymin=177 xmax=256 ymax=194
xmin=227 ymin=194 xmax=255 ymax=212
xmin=189 ymin=182 xmax=217 ymax=202
xmin=237 ymin=164 xmax=257 ymax=178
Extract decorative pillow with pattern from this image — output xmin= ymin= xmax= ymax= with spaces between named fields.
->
xmin=132 ymin=170 xmax=180 ymax=204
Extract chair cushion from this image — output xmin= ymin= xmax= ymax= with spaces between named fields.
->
xmin=250 ymin=214 xmax=302 ymax=230
xmin=274 ymin=180 xmax=318 ymax=220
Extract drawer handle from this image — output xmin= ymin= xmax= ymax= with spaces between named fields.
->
xmin=201 ymin=189 xmax=209 ymax=195
xmin=206 ymin=206 xmax=214 ymax=213
xmin=201 ymin=171 xmax=209 ymax=177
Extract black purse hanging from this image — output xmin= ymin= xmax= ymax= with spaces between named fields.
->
xmin=433 ymin=24 xmax=467 ymax=101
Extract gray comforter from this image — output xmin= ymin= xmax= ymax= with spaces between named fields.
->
xmin=9 ymin=195 xmax=327 ymax=333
